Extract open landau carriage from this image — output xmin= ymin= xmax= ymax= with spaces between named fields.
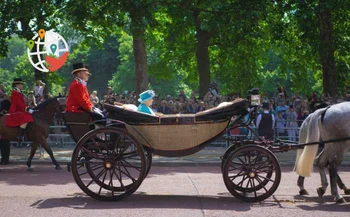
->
xmin=63 ymin=91 xmax=283 ymax=203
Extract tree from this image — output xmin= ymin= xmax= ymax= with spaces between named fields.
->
xmin=0 ymin=0 xmax=65 ymax=93
xmin=319 ymin=0 xmax=337 ymax=97
xmin=0 ymin=36 xmax=65 ymax=96
xmin=109 ymin=31 xmax=136 ymax=94
xmin=58 ymin=32 xmax=120 ymax=96
xmin=65 ymin=0 xmax=160 ymax=94
xmin=275 ymin=0 xmax=350 ymax=97
xmin=153 ymin=0 xmax=269 ymax=96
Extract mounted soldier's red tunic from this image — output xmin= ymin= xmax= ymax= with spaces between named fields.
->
xmin=66 ymin=78 xmax=93 ymax=113
xmin=5 ymin=88 xmax=34 ymax=127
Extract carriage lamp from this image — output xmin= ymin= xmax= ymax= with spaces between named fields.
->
xmin=250 ymin=95 xmax=261 ymax=107
xmin=247 ymin=88 xmax=260 ymax=107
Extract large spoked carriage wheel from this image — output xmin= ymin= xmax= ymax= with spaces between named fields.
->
xmin=222 ymin=145 xmax=281 ymax=202
xmin=71 ymin=127 xmax=146 ymax=201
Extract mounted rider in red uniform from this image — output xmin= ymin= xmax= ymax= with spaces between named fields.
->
xmin=66 ymin=63 xmax=104 ymax=120
xmin=5 ymin=78 xmax=35 ymax=142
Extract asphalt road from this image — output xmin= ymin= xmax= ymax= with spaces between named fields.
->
xmin=0 ymin=165 xmax=349 ymax=217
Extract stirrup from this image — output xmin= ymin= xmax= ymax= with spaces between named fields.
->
xmin=17 ymin=136 xmax=24 ymax=148
xmin=17 ymin=136 xmax=24 ymax=142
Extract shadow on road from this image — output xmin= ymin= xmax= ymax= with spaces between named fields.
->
xmin=0 ymin=164 xmax=73 ymax=186
xmin=293 ymin=195 xmax=350 ymax=209
xmin=296 ymin=198 xmax=350 ymax=212
xmin=30 ymin=193 xmax=280 ymax=211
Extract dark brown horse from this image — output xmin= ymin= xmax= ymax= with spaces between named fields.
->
xmin=0 ymin=97 xmax=62 ymax=171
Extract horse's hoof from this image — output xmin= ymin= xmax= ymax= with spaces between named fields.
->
xmin=336 ymin=197 xmax=347 ymax=204
xmin=299 ymin=189 xmax=309 ymax=195
xmin=28 ymin=167 xmax=34 ymax=172
xmin=317 ymin=187 xmax=325 ymax=197
xmin=344 ymin=189 xmax=350 ymax=195
xmin=55 ymin=165 xmax=62 ymax=170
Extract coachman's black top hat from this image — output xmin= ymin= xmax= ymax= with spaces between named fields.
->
xmin=71 ymin=62 xmax=90 ymax=75
xmin=12 ymin=78 xmax=24 ymax=85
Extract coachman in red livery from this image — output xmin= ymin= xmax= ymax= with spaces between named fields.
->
xmin=66 ymin=63 xmax=104 ymax=120
xmin=5 ymin=78 xmax=35 ymax=142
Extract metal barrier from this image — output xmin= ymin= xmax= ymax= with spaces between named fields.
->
xmin=11 ymin=125 xmax=75 ymax=148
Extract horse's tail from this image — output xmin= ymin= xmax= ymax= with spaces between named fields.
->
xmin=294 ymin=114 xmax=312 ymax=172
xmin=296 ymin=108 xmax=325 ymax=177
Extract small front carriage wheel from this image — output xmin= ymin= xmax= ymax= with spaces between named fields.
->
xmin=71 ymin=127 xmax=146 ymax=201
xmin=222 ymin=145 xmax=281 ymax=202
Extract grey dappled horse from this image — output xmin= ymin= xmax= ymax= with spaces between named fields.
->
xmin=294 ymin=102 xmax=350 ymax=203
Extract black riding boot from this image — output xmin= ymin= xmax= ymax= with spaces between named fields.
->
xmin=0 ymin=139 xmax=10 ymax=165
xmin=17 ymin=127 xmax=26 ymax=147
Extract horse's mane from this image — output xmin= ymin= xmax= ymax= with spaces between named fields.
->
xmin=33 ymin=97 xmax=58 ymax=110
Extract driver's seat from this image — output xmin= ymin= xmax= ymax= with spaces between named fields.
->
xmin=61 ymin=112 xmax=91 ymax=143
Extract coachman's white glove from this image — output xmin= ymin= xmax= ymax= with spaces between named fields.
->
xmin=28 ymin=109 xmax=34 ymax=114
xmin=94 ymin=107 xmax=103 ymax=114
xmin=92 ymin=107 xmax=105 ymax=118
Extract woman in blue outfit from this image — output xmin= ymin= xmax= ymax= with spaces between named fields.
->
xmin=137 ymin=90 xmax=156 ymax=116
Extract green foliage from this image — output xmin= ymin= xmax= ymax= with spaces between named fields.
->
xmin=0 ymin=0 xmax=65 ymax=57
xmin=0 ymin=36 xmax=64 ymax=96
xmin=0 ymin=0 xmax=349 ymax=99
xmin=0 ymin=68 xmax=15 ymax=94
xmin=0 ymin=52 xmax=35 ymax=95
xmin=108 ymin=31 xmax=136 ymax=94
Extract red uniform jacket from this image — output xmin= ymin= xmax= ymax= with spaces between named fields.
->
xmin=5 ymin=89 xmax=34 ymax=127
xmin=66 ymin=78 xmax=93 ymax=112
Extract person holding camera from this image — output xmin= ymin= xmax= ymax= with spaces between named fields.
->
xmin=33 ymin=79 xmax=45 ymax=103
xmin=256 ymin=102 xmax=275 ymax=140
xmin=275 ymin=86 xmax=287 ymax=104
xmin=275 ymin=111 xmax=287 ymax=139
xmin=275 ymin=100 xmax=289 ymax=119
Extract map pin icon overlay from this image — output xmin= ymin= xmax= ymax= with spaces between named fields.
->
xmin=38 ymin=29 xmax=46 ymax=39
xmin=50 ymin=44 xmax=57 ymax=54
xmin=27 ymin=40 xmax=34 ymax=50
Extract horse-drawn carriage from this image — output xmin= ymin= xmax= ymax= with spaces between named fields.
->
xmin=62 ymin=91 xmax=350 ymax=203
xmin=62 ymin=90 xmax=285 ymax=203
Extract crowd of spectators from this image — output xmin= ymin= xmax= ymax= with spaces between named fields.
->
xmin=91 ymin=84 xmax=349 ymax=141
xmin=87 ymin=84 xmax=349 ymax=141
xmin=94 ymin=85 xmax=349 ymax=117
xmin=1 ymin=80 xmax=349 ymax=135
xmin=0 ymin=80 xmax=48 ymax=112
xmin=258 ymin=87 xmax=350 ymax=140
xmin=95 ymin=83 xmax=232 ymax=115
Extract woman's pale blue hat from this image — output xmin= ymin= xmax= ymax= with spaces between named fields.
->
xmin=138 ymin=90 xmax=155 ymax=103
